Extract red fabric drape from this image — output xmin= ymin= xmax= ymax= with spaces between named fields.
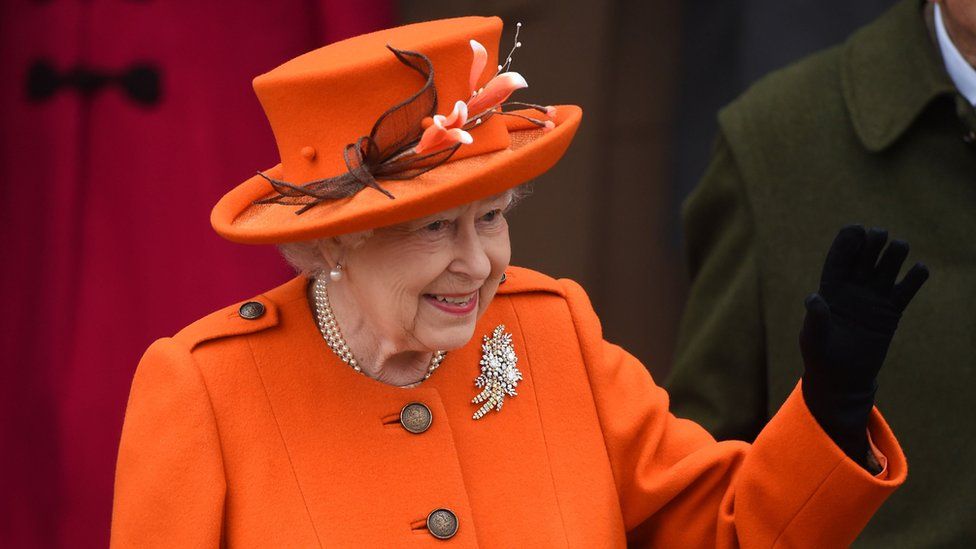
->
xmin=0 ymin=2 xmax=393 ymax=546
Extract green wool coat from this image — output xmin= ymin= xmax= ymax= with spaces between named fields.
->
xmin=665 ymin=0 xmax=976 ymax=546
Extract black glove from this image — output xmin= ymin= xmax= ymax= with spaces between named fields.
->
xmin=800 ymin=225 xmax=929 ymax=470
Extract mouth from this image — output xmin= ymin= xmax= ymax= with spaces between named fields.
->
xmin=423 ymin=290 xmax=479 ymax=315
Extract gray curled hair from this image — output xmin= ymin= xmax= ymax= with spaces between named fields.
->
xmin=277 ymin=183 xmax=533 ymax=276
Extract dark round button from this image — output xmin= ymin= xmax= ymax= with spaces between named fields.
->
xmin=400 ymin=402 xmax=432 ymax=434
xmin=426 ymin=508 xmax=458 ymax=540
xmin=499 ymin=273 xmax=507 ymax=285
xmin=238 ymin=301 xmax=265 ymax=320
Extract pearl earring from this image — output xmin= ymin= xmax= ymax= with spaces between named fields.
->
xmin=329 ymin=263 xmax=343 ymax=282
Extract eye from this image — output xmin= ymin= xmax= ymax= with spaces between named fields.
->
xmin=480 ymin=209 xmax=502 ymax=223
xmin=424 ymin=219 xmax=449 ymax=232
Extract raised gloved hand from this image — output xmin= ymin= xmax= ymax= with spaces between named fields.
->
xmin=800 ymin=225 xmax=929 ymax=470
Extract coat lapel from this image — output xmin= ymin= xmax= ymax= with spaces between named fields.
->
xmin=841 ymin=0 xmax=956 ymax=151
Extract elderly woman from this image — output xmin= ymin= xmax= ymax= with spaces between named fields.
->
xmin=111 ymin=16 xmax=928 ymax=548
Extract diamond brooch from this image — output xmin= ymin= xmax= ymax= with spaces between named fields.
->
xmin=472 ymin=325 xmax=522 ymax=420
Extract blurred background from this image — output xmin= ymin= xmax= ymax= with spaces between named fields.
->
xmin=0 ymin=0 xmax=895 ymax=546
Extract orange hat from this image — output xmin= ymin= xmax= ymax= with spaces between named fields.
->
xmin=211 ymin=16 xmax=582 ymax=244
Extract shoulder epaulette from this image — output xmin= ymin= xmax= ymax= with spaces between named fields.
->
xmin=173 ymin=296 xmax=279 ymax=351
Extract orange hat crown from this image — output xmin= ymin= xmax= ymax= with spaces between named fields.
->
xmin=255 ymin=17 xmax=516 ymax=201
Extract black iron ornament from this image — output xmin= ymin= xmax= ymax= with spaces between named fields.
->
xmin=27 ymin=59 xmax=162 ymax=106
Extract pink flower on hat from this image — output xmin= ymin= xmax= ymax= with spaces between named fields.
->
xmin=465 ymin=39 xmax=528 ymax=115
xmin=414 ymin=30 xmax=555 ymax=154
xmin=414 ymin=100 xmax=474 ymax=154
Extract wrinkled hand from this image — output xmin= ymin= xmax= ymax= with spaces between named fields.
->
xmin=800 ymin=225 xmax=929 ymax=468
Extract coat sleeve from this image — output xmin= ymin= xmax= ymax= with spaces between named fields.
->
xmin=111 ymin=338 xmax=226 ymax=547
xmin=665 ymin=133 xmax=770 ymax=442
xmin=559 ymin=278 xmax=906 ymax=548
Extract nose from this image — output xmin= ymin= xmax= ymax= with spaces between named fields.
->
xmin=448 ymin=223 xmax=492 ymax=282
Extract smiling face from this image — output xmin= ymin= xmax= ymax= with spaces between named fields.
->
xmin=323 ymin=192 xmax=513 ymax=355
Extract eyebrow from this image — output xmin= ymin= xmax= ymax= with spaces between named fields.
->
xmin=390 ymin=193 xmax=513 ymax=231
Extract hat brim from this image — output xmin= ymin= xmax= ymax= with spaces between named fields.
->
xmin=211 ymin=105 xmax=582 ymax=244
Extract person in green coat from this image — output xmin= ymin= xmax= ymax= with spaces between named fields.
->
xmin=666 ymin=0 xmax=976 ymax=546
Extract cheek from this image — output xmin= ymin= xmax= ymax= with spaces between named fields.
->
xmin=477 ymin=229 xmax=512 ymax=315
xmin=385 ymin=258 xmax=449 ymax=312
xmin=486 ymin=226 xmax=512 ymax=274
xmin=390 ymin=252 xmax=461 ymax=326
xmin=351 ymin=241 xmax=449 ymax=326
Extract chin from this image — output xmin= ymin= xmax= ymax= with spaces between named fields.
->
xmin=420 ymin=321 xmax=477 ymax=351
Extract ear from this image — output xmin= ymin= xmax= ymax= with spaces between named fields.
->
xmin=315 ymin=237 xmax=345 ymax=266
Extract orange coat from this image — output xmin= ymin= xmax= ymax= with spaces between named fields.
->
xmin=111 ymin=267 xmax=905 ymax=547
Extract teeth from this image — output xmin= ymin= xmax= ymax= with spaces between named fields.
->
xmin=432 ymin=294 xmax=473 ymax=305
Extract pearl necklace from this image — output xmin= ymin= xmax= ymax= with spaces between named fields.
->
xmin=312 ymin=276 xmax=446 ymax=381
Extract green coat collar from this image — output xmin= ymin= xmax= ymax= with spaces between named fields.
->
xmin=841 ymin=0 xmax=957 ymax=151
